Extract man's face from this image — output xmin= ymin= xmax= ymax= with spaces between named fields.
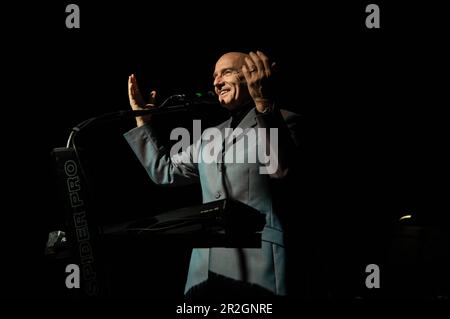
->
xmin=213 ymin=53 xmax=251 ymax=111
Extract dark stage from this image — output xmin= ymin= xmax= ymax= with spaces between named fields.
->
xmin=1 ymin=1 xmax=447 ymax=305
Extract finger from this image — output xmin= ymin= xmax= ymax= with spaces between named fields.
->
xmin=244 ymin=57 xmax=257 ymax=76
xmin=241 ymin=64 xmax=252 ymax=82
xmin=131 ymin=74 xmax=138 ymax=91
xmin=129 ymin=74 xmax=144 ymax=107
xmin=131 ymin=75 xmax=142 ymax=98
xmin=148 ymin=90 xmax=157 ymax=106
xmin=130 ymin=75 xmax=138 ymax=100
xmin=129 ymin=74 xmax=135 ymax=93
xmin=256 ymin=51 xmax=271 ymax=77
xmin=249 ymin=51 xmax=265 ymax=76
xmin=128 ymin=75 xmax=135 ymax=100
xmin=128 ymin=74 xmax=134 ymax=90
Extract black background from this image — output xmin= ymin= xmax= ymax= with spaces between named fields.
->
xmin=1 ymin=1 xmax=447 ymax=301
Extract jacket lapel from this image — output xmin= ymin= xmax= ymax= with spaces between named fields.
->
xmin=225 ymin=108 xmax=258 ymax=148
xmin=237 ymin=107 xmax=257 ymax=130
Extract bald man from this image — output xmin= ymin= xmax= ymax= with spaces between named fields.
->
xmin=125 ymin=51 xmax=301 ymax=300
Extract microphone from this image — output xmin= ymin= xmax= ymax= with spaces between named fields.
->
xmin=180 ymin=91 xmax=217 ymax=101
xmin=160 ymin=91 xmax=218 ymax=108
xmin=160 ymin=91 xmax=228 ymax=125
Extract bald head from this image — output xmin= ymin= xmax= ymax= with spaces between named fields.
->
xmin=216 ymin=52 xmax=249 ymax=69
xmin=213 ymin=52 xmax=252 ymax=110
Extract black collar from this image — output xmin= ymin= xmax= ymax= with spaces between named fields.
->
xmin=229 ymin=103 xmax=254 ymax=129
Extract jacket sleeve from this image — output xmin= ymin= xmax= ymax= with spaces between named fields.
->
xmin=255 ymin=107 xmax=301 ymax=178
xmin=124 ymin=123 xmax=200 ymax=186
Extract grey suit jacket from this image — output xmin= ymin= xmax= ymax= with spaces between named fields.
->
xmin=124 ymin=107 xmax=300 ymax=295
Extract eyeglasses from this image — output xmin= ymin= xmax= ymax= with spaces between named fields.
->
xmin=213 ymin=68 xmax=240 ymax=81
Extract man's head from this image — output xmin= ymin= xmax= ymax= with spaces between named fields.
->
xmin=213 ymin=52 xmax=252 ymax=111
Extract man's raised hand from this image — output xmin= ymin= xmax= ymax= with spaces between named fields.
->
xmin=128 ymin=74 xmax=157 ymax=127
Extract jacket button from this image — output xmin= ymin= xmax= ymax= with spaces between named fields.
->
xmin=215 ymin=191 xmax=222 ymax=199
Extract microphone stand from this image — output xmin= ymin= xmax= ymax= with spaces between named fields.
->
xmin=66 ymin=103 xmax=193 ymax=148
xmin=51 ymin=103 xmax=192 ymax=298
